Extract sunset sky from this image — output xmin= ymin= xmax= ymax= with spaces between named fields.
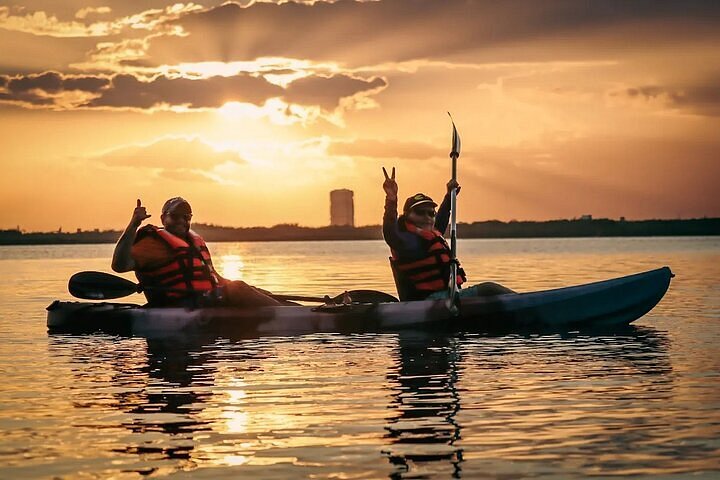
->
xmin=1 ymin=0 xmax=719 ymax=231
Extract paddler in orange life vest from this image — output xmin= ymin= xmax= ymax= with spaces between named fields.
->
xmin=111 ymin=197 xmax=283 ymax=308
xmin=382 ymin=167 xmax=514 ymax=301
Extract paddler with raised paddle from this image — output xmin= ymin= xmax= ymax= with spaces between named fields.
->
xmin=382 ymin=116 xmax=515 ymax=302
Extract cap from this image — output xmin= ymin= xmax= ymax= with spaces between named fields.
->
xmin=403 ymin=193 xmax=437 ymax=213
xmin=162 ymin=197 xmax=192 ymax=215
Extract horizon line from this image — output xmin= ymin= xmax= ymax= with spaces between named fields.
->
xmin=4 ymin=216 xmax=719 ymax=235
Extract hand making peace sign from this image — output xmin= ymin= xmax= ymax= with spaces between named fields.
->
xmin=382 ymin=166 xmax=398 ymax=201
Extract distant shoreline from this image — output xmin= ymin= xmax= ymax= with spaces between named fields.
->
xmin=1 ymin=218 xmax=718 ymax=245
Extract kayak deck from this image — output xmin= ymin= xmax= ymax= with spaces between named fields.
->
xmin=47 ymin=267 xmax=673 ymax=338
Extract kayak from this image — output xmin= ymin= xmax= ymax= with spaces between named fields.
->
xmin=47 ymin=267 xmax=673 ymax=338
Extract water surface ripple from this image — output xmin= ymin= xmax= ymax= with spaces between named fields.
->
xmin=0 ymin=237 xmax=718 ymax=479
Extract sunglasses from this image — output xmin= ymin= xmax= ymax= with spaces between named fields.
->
xmin=167 ymin=213 xmax=192 ymax=221
xmin=412 ymin=208 xmax=436 ymax=217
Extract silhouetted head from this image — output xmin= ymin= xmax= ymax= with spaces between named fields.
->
xmin=161 ymin=197 xmax=192 ymax=238
xmin=403 ymin=193 xmax=437 ymax=231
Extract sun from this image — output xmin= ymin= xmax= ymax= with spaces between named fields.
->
xmin=217 ymin=101 xmax=263 ymax=120
xmin=217 ymin=98 xmax=320 ymax=126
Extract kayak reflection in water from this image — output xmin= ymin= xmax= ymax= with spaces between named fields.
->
xmin=111 ymin=197 xmax=284 ymax=308
xmin=382 ymin=166 xmax=515 ymax=301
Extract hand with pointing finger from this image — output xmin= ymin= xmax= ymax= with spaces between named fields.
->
xmin=382 ymin=166 xmax=398 ymax=201
xmin=131 ymin=198 xmax=151 ymax=227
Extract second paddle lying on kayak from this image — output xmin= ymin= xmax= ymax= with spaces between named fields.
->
xmin=48 ymin=267 xmax=673 ymax=338
xmin=67 ymin=270 xmax=399 ymax=304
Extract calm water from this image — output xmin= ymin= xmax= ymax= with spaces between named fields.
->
xmin=1 ymin=237 xmax=719 ymax=479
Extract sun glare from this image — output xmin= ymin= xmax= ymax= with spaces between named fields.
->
xmin=163 ymin=58 xmax=338 ymax=81
xmin=219 ymin=254 xmax=245 ymax=280
xmin=217 ymin=99 xmax=320 ymax=126
xmin=218 ymin=101 xmax=264 ymax=120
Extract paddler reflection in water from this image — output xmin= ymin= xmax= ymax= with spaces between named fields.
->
xmin=111 ymin=197 xmax=283 ymax=308
xmin=382 ymin=167 xmax=515 ymax=301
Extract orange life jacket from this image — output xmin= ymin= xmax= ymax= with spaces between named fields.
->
xmin=134 ymin=225 xmax=219 ymax=306
xmin=390 ymin=220 xmax=466 ymax=301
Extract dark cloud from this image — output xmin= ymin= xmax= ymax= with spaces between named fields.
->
xmin=616 ymin=75 xmax=720 ymax=117
xmin=7 ymin=71 xmax=109 ymax=93
xmin=86 ymin=72 xmax=383 ymax=110
xmin=626 ymin=86 xmax=664 ymax=99
xmin=147 ymin=0 xmax=720 ymax=66
xmin=676 ymin=86 xmax=720 ymax=116
xmin=0 ymin=71 xmax=110 ymax=105
xmin=86 ymin=73 xmax=282 ymax=109
xmin=0 ymin=90 xmax=54 ymax=105
xmin=0 ymin=70 xmax=385 ymax=111
xmin=284 ymin=75 xmax=386 ymax=110
xmin=63 ymin=75 xmax=110 ymax=92
xmin=8 ymin=71 xmax=63 ymax=93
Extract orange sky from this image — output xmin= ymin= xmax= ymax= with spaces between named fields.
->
xmin=1 ymin=0 xmax=719 ymax=231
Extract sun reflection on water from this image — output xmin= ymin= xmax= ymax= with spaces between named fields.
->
xmin=221 ymin=388 xmax=249 ymax=434
xmin=218 ymin=254 xmax=245 ymax=281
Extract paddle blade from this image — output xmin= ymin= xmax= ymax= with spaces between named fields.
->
xmin=336 ymin=290 xmax=399 ymax=304
xmin=69 ymin=271 xmax=139 ymax=300
xmin=448 ymin=112 xmax=461 ymax=158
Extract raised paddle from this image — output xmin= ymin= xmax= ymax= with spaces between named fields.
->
xmin=447 ymin=113 xmax=461 ymax=314
xmin=68 ymin=271 xmax=398 ymax=304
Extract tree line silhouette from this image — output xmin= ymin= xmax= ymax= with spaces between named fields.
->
xmin=1 ymin=218 xmax=718 ymax=245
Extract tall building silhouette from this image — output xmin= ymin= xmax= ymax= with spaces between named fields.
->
xmin=330 ymin=189 xmax=354 ymax=226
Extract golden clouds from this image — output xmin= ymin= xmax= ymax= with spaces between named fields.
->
xmin=0 ymin=69 xmax=387 ymax=117
xmin=1 ymin=0 xmax=719 ymax=230
xmin=0 ymin=6 xmax=116 ymax=37
xmin=0 ymin=3 xmax=200 ymax=38
xmin=91 ymin=136 xmax=245 ymax=170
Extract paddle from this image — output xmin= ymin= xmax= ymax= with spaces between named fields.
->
xmin=68 ymin=271 xmax=398 ymax=304
xmin=447 ymin=113 xmax=461 ymax=314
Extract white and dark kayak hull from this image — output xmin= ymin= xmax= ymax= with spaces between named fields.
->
xmin=47 ymin=267 xmax=673 ymax=338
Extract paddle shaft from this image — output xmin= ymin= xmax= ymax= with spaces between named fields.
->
xmin=449 ymin=152 xmax=459 ymax=301
xmin=448 ymin=114 xmax=461 ymax=305
xmin=450 ymin=153 xmax=458 ymax=259
xmin=271 ymin=293 xmax=328 ymax=303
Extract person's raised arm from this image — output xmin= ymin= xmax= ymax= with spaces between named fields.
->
xmin=382 ymin=167 xmax=402 ymax=244
xmin=435 ymin=179 xmax=460 ymax=232
xmin=382 ymin=167 xmax=415 ymax=252
xmin=382 ymin=166 xmax=398 ymax=202
xmin=112 ymin=199 xmax=151 ymax=273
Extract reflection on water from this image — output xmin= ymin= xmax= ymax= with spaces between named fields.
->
xmin=36 ymin=326 xmax=695 ymax=479
xmin=1 ymin=237 xmax=719 ymax=479
xmin=384 ymin=333 xmax=463 ymax=479
xmin=113 ymin=338 xmax=216 ymax=466
xmin=456 ymin=328 xmax=680 ymax=478
xmin=217 ymin=254 xmax=246 ymax=281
